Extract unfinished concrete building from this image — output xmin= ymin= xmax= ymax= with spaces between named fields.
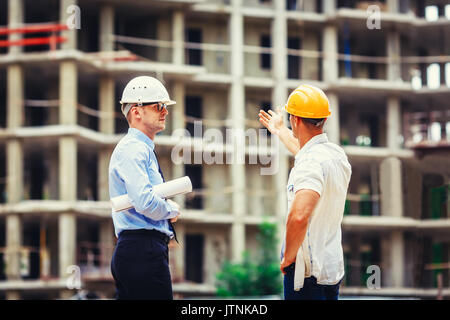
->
xmin=0 ymin=0 xmax=449 ymax=299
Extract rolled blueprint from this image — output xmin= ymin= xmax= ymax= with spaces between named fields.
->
xmin=110 ymin=176 xmax=192 ymax=212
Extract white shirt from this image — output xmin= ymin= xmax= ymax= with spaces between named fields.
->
xmin=282 ymin=133 xmax=352 ymax=290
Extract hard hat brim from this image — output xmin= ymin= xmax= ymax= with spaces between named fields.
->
xmin=120 ymin=99 xmax=176 ymax=105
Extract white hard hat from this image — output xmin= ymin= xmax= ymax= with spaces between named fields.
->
xmin=120 ymin=76 xmax=176 ymax=117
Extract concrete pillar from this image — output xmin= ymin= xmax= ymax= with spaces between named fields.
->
xmin=272 ymin=0 xmax=289 ymax=254
xmin=323 ymin=0 xmax=336 ymax=15
xmin=387 ymin=0 xmax=399 ymax=13
xmin=5 ymin=53 xmax=24 ymax=283
xmin=171 ymin=81 xmax=186 ymax=207
xmin=98 ymin=76 xmax=115 ymax=197
xmin=59 ymin=61 xmax=77 ymax=126
xmin=322 ymin=25 xmax=338 ymax=83
xmin=324 ymin=92 xmax=340 ymax=144
xmin=60 ymin=0 xmax=78 ymax=50
xmin=99 ymin=5 xmax=114 ymax=52
xmin=99 ymin=76 xmax=115 ymax=134
xmin=6 ymin=140 xmax=23 ymax=204
xmin=99 ymin=220 xmax=114 ymax=274
xmin=172 ymin=10 xmax=185 ymax=66
xmin=5 ymin=215 xmax=21 ymax=280
xmin=58 ymin=60 xmax=77 ymax=200
xmin=59 ymin=138 xmax=77 ymax=201
xmin=229 ymin=0 xmax=245 ymax=263
xmin=7 ymin=64 xmax=24 ymax=129
xmin=387 ymin=31 xmax=401 ymax=82
xmin=58 ymin=57 xmax=78 ymax=297
xmin=172 ymin=81 xmax=186 ymax=131
xmin=8 ymin=0 xmax=24 ymax=55
xmin=171 ymin=222 xmax=185 ymax=281
xmin=98 ymin=148 xmax=112 ymax=202
xmin=59 ymin=213 xmax=77 ymax=298
xmin=98 ymin=76 xmax=115 ymax=201
xmin=379 ymin=157 xmax=403 ymax=217
xmin=382 ymin=231 xmax=404 ymax=287
xmin=387 ymin=96 xmax=401 ymax=150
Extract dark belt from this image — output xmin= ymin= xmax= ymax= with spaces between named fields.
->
xmin=120 ymin=229 xmax=170 ymax=244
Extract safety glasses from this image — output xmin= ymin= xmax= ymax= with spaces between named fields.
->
xmin=142 ymin=102 xmax=167 ymax=112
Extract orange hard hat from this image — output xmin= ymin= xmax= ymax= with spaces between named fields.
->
xmin=283 ymin=84 xmax=331 ymax=119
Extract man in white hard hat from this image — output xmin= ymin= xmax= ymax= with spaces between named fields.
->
xmin=109 ymin=76 xmax=181 ymax=300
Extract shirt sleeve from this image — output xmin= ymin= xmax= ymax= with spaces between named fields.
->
xmin=292 ymin=158 xmax=324 ymax=196
xmin=116 ymin=143 xmax=178 ymax=221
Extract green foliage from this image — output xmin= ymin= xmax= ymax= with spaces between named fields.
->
xmin=215 ymin=222 xmax=282 ymax=297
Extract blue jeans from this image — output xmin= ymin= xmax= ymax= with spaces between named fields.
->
xmin=283 ymin=264 xmax=342 ymax=300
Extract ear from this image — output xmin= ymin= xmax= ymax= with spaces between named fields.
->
xmin=134 ymin=107 xmax=142 ymax=120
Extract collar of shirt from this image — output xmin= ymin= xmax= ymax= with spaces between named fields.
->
xmin=128 ymin=128 xmax=155 ymax=150
xmin=294 ymin=133 xmax=328 ymax=162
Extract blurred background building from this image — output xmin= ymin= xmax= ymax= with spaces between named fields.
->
xmin=0 ymin=0 xmax=449 ymax=299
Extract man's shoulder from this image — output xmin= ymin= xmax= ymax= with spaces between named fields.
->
xmin=310 ymin=142 xmax=348 ymax=160
xmin=112 ymin=134 xmax=150 ymax=159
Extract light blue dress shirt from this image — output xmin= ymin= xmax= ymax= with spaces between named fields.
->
xmin=109 ymin=128 xmax=178 ymax=238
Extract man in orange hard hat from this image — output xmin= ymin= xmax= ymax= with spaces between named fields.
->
xmin=259 ymin=84 xmax=352 ymax=300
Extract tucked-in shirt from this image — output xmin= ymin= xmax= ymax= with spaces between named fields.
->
xmin=282 ymin=133 xmax=352 ymax=287
xmin=109 ymin=128 xmax=178 ymax=238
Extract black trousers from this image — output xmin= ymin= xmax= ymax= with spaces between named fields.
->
xmin=111 ymin=229 xmax=173 ymax=300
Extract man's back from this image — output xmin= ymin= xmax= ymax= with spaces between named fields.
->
xmin=287 ymin=133 xmax=352 ymax=285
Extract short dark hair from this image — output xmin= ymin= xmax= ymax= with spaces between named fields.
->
xmin=301 ymin=117 xmax=326 ymax=129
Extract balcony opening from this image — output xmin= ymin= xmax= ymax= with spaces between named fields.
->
xmin=23 ymin=0 xmax=60 ymax=53
xmin=0 ymin=68 xmax=5 ymax=128
xmin=0 ymin=146 xmax=4 ymax=204
xmin=77 ymin=149 xmax=98 ymax=201
xmin=340 ymin=100 xmax=386 ymax=147
xmin=115 ymin=11 xmax=158 ymax=61
xmin=78 ymin=73 xmax=99 ymax=131
xmin=23 ymin=144 xmax=58 ymax=201
xmin=24 ymin=66 xmax=59 ymax=127
xmin=338 ymin=26 xmax=387 ymax=80
xmin=286 ymin=0 xmax=322 ymax=12
xmin=76 ymin=218 xmax=102 ymax=277
xmin=421 ymin=173 xmax=447 ymax=220
xmin=343 ymin=234 xmax=381 ymax=287
xmin=76 ymin=2 xmax=99 ymax=53
xmin=420 ymin=238 xmax=450 ymax=288
xmin=186 ymin=28 xmax=203 ymax=66
xmin=338 ymin=0 xmax=387 ymax=11
xmin=286 ymin=0 xmax=297 ymax=10
xmin=260 ymin=35 xmax=271 ymax=70
xmin=21 ymin=218 xmax=42 ymax=280
xmin=184 ymin=15 xmax=229 ymax=74
xmin=287 ymin=37 xmax=301 ymax=79
xmin=115 ymin=80 xmax=129 ymax=134
xmin=185 ymin=234 xmax=204 ymax=283
xmin=185 ymin=164 xmax=203 ymax=210
xmin=346 ymin=160 xmax=380 ymax=216
xmin=0 ymin=217 xmax=5 ymax=280
xmin=186 ymin=96 xmax=203 ymax=137
xmin=0 ymin=0 xmax=6 ymax=56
